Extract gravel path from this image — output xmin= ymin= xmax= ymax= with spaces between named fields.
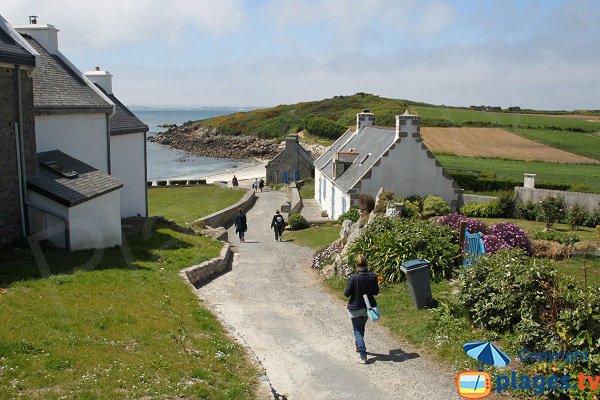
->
xmin=196 ymin=190 xmax=460 ymax=399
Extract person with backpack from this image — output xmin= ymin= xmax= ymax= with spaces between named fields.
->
xmin=270 ymin=210 xmax=285 ymax=241
xmin=234 ymin=208 xmax=247 ymax=242
xmin=344 ymin=255 xmax=379 ymax=364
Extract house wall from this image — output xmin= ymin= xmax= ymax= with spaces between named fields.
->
xmin=265 ymin=142 xmax=313 ymax=184
xmin=35 ymin=113 xmax=109 ymax=173
xmin=69 ymin=189 xmax=122 ymax=251
xmin=110 ymin=133 xmax=147 ymax=217
xmin=315 ymin=171 xmax=350 ymax=220
xmin=359 ymin=135 xmax=460 ymax=209
xmin=27 ymin=191 xmax=69 ymax=248
xmin=0 ymin=65 xmax=37 ymax=244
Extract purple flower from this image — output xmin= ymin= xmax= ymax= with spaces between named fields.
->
xmin=485 ymin=222 xmax=531 ymax=254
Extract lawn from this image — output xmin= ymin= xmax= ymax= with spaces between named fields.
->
xmin=436 ymin=154 xmax=600 ymax=192
xmin=0 ymin=220 xmax=258 ymax=399
xmin=148 ymin=185 xmax=245 ymax=224
xmin=297 ymin=178 xmax=315 ymax=200
xmin=507 ymin=128 xmax=600 ymax=162
xmin=285 ymin=224 xmax=340 ymax=250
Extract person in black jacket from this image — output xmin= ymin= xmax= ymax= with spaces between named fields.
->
xmin=234 ymin=209 xmax=247 ymax=242
xmin=270 ymin=210 xmax=285 ymax=241
xmin=344 ymin=255 xmax=379 ymax=364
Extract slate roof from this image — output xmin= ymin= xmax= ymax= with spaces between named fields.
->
xmin=266 ymin=141 xmax=314 ymax=167
xmin=23 ymin=36 xmax=113 ymax=114
xmin=28 ymin=150 xmax=123 ymax=207
xmin=0 ymin=26 xmax=35 ymax=65
xmin=95 ymin=86 xmax=148 ymax=135
xmin=314 ymin=126 xmax=397 ymax=192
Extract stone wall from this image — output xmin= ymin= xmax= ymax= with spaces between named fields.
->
xmin=0 ymin=66 xmax=37 ymax=245
xmin=265 ymin=138 xmax=313 ymax=185
xmin=289 ymin=183 xmax=303 ymax=215
xmin=515 ymin=187 xmax=600 ymax=213
xmin=196 ymin=189 xmax=256 ymax=228
xmin=180 ymin=242 xmax=232 ymax=287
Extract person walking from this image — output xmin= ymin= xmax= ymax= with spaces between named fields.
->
xmin=252 ymin=178 xmax=259 ymax=192
xmin=234 ymin=208 xmax=247 ymax=242
xmin=258 ymin=178 xmax=265 ymax=192
xmin=344 ymin=255 xmax=379 ymax=364
xmin=232 ymin=175 xmax=238 ymax=188
xmin=270 ymin=210 xmax=285 ymax=241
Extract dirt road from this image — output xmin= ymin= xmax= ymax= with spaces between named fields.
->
xmin=196 ymin=190 xmax=459 ymax=399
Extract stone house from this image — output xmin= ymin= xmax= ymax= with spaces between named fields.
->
xmin=0 ymin=15 xmax=38 ymax=245
xmin=313 ymin=110 xmax=461 ymax=219
xmin=265 ymin=135 xmax=313 ymax=184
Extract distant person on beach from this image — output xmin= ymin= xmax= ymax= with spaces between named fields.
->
xmin=344 ymin=255 xmax=379 ymax=364
xmin=234 ymin=209 xmax=247 ymax=242
xmin=270 ymin=210 xmax=285 ymax=241
xmin=232 ymin=175 xmax=238 ymax=188
xmin=259 ymin=178 xmax=265 ymax=192
xmin=252 ymin=179 xmax=259 ymax=192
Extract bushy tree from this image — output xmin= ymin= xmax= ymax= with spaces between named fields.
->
xmin=304 ymin=116 xmax=347 ymax=139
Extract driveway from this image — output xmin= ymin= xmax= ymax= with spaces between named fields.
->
xmin=197 ymin=190 xmax=460 ymax=399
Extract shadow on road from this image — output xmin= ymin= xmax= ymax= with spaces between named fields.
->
xmin=367 ymin=348 xmax=420 ymax=363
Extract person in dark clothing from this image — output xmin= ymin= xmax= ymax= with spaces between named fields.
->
xmin=344 ymin=255 xmax=379 ymax=364
xmin=234 ymin=208 xmax=247 ymax=242
xmin=270 ymin=210 xmax=285 ymax=241
xmin=232 ymin=175 xmax=238 ymax=188
xmin=258 ymin=178 xmax=265 ymax=192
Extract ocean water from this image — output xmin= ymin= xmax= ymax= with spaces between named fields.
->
xmin=130 ymin=107 xmax=255 ymax=180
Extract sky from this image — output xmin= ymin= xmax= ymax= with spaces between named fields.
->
xmin=3 ymin=0 xmax=600 ymax=109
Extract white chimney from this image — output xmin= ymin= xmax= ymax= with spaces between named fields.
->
xmin=15 ymin=18 xmax=60 ymax=55
xmin=395 ymin=110 xmax=421 ymax=140
xmin=524 ymin=173 xmax=536 ymax=188
xmin=356 ymin=109 xmax=374 ymax=131
xmin=84 ymin=67 xmax=113 ymax=94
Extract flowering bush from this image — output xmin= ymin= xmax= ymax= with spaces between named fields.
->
xmin=482 ymin=234 xmax=508 ymax=254
xmin=311 ymin=242 xmax=342 ymax=269
xmin=435 ymin=212 xmax=488 ymax=234
xmin=538 ymin=195 xmax=565 ymax=229
xmin=486 ymin=222 xmax=532 ymax=254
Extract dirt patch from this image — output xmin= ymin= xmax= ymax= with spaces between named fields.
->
xmin=421 ymin=127 xmax=600 ymax=164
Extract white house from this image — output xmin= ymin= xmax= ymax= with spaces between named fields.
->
xmin=313 ymin=110 xmax=461 ymax=219
xmin=85 ymin=67 xmax=149 ymax=218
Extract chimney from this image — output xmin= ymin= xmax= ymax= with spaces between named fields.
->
xmin=395 ymin=110 xmax=421 ymax=140
xmin=15 ymin=18 xmax=60 ymax=54
xmin=356 ymin=109 xmax=374 ymax=131
xmin=524 ymin=173 xmax=536 ymax=188
xmin=285 ymin=134 xmax=299 ymax=148
xmin=84 ymin=67 xmax=113 ymax=94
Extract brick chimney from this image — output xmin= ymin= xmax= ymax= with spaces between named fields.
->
xmin=15 ymin=18 xmax=60 ymax=54
xmin=84 ymin=67 xmax=113 ymax=94
xmin=356 ymin=109 xmax=374 ymax=131
xmin=395 ymin=110 xmax=421 ymax=140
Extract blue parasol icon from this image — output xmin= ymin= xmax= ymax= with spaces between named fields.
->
xmin=463 ymin=342 xmax=511 ymax=369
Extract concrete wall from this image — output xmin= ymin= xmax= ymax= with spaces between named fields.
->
xmin=289 ymin=183 xmax=303 ymax=215
xmin=28 ymin=191 xmax=68 ymax=248
xmin=197 ymin=189 xmax=256 ymax=228
xmin=0 ymin=65 xmax=37 ymax=244
xmin=181 ymin=243 xmax=232 ymax=287
xmin=515 ymin=187 xmax=600 ymax=213
xmin=110 ymin=133 xmax=147 ymax=217
xmin=266 ymin=140 xmax=313 ymax=184
xmin=35 ymin=113 xmax=109 ymax=173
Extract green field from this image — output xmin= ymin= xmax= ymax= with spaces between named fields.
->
xmin=506 ymin=128 xmax=600 ymax=161
xmin=436 ymin=154 xmax=600 ymax=192
xmin=148 ymin=186 xmax=245 ymax=224
xmin=284 ymin=224 xmax=341 ymax=250
xmin=0 ymin=221 xmax=257 ymax=399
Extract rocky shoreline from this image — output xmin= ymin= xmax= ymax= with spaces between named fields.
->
xmin=148 ymin=124 xmax=327 ymax=161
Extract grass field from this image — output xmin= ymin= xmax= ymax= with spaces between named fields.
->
xmin=284 ymin=224 xmax=340 ymax=250
xmin=148 ymin=186 xmax=245 ymax=224
xmin=436 ymin=154 xmax=600 ymax=192
xmin=507 ymin=128 xmax=600 ymax=161
xmin=0 ymin=220 xmax=257 ymax=399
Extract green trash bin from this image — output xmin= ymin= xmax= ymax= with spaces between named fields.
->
xmin=400 ymin=259 xmax=433 ymax=309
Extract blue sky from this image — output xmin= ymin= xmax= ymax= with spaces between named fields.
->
xmin=4 ymin=0 xmax=599 ymax=109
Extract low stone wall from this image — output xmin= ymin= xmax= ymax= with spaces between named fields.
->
xmin=181 ymin=243 xmax=232 ymax=287
xmin=460 ymin=194 xmax=499 ymax=206
xmin=196 ymin=189 xmax=256 ymax=228
xmin=289 ymin=183 xmax=303 ymax=215
xmin=515 ymin=187 xmax=600 ymax=213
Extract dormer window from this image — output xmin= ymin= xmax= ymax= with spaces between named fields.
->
xmin=42 ymin=161 xmax=79 ymax=179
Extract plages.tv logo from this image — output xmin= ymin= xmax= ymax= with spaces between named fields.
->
xmin=456 ymin=342 xmax=509 ymax=399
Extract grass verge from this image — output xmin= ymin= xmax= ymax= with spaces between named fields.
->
xmin=148 ymin=185 xmax=245 ymax=225
xmin=0 ymin=219 xmax=258 ymax=399
xmin=284 ymin=224 xmax=340 ymax=250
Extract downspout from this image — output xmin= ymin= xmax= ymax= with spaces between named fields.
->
xmin=144 ymin=131 xmax=148 ymax=217
xmin=106 ymin=114 xmax=112 ymax=174
xmin=15 ymin=66 xmax=29 ymax=236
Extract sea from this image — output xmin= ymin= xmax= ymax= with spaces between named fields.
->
xmin=131 ymin=107 xmax=256 ymax=180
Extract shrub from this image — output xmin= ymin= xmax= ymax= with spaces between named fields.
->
xmin=435 ymin=212 xmax=488 ymax=234
xmin=533 ymin=230 xmax=580 ymax=245
xmin=422 ymin=195 xmax=450 ymax=218
xmin=288 ymin=214 xmax=309 ymax=230
xmin=374 ymin=190 xmax=395 ymax=212
xmin=486 ymin=222 xmax=531 ymax=254
xmin=359 ymin=193 xmax=375 ymax=213
xmin=400 ymin=201 xmax=420 ymax=218
xmin=569 ymin=181 xmax=593 ymax=193
xmin=482 ymin=234 xmax=508 ymax=254
xmin=566 ymin=203 xmax=588 ymax=231
xmin=304 ymin=116 xmax=347 ymax=139
xmin=460 ymin=201 xmax=503 ymax=218
xmin=531 ymin=240 xmax=573 ymax=260
xmin=348 ymin=216 xmax=458 ymax=282
xmin=311 ymin=242 xmax=343 ymax=269
xmin=497 ymin=191 xmax=516 ymax=218
xmin=516 ymin=200 xmax=540 ymax=221
xmin=585 ymin=205 xmax=600 ymax=227
xmin=538 ymin=195 xmax=566 ymax=229
xmin=338 ymin=208 xmax=360 ymax=223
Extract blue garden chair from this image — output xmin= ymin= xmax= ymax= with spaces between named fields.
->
xmin=463 ymin=228 xmax=485 ymax=267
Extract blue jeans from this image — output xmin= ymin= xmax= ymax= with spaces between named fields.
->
xmin=351 ymin=316 xmax=368 ymax=359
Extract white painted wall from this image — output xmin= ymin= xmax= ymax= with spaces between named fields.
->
xmin=69 ymin=190 xmax=122 ymax=251
xmin=35 ymin=113 xmax=109 ymax=172
xmin=110 ymin=133 xmax=147 ymax=217
xmin=28 ymin=191 xmax=69 ymax=248
xmin=315 ymin=172 xmax=350 ymax=220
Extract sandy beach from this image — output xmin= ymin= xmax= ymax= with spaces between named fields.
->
xmin=162 ymin=160 xmax=267 ymax=184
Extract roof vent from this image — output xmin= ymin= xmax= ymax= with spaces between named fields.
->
xmin=29 ymin=15 xmax=38 ymax=25
xmin=42 ymin=160 xmax=79 ymax=179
